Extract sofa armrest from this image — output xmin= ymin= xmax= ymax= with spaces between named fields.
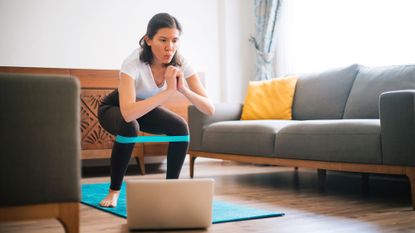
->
xmin=188 ymin=103 xmax=243 ymax=151
xmin=380 ymin=90 xmax=415 ymax=165
xmin=0 ymin=73 xmax=81 ymax=206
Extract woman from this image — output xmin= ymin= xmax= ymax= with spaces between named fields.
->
xmin=98 ymin=13 xmax=215 ymax=207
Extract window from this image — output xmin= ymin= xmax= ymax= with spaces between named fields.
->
xmin=275 ymin=0 xmax=415 ymax=75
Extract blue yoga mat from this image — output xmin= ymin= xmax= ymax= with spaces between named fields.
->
xmin=81 ymin=182 xmax=284 ymax=224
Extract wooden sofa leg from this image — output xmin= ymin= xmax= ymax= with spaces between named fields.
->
xmin=361 ymin=173 xmax=370 ymax=193
xmin=135 ymin=155 xmax=146 ymax=175
xmin=317 ymin=169 xmax=327 ymax=191
xmin=406 ymin=168 xmax=415 ymax=210
xmin=190 ymin=155 xmax=197 ymax=178
xmin=57 ymin=202 xmax=79 ymax=233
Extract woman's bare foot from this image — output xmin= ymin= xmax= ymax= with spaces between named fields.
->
xmin=99 ymin=189 xmax=120 ymax=208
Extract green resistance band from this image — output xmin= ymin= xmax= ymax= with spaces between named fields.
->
xmin=115 ymin=135 xmax=190 ymax=143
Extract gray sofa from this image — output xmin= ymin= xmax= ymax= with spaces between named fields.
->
xmin=188 ymin=64 xmax=415 ymax=208
xmin=0 ymin=73 xmax=81 ymax=233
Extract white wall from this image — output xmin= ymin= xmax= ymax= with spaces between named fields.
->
xmin=0 ymin=0 xmax=255 ymax=103
xmin=219 ymin=0 xmax=255 ymax=103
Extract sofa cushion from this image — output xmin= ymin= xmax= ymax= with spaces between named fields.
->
xmin=202 ymin=120 xmax=297 ymax=156
xmin=343 ymin=64 xmax=415 ymax=119
xmin=292 ymin=64 xmax=359 ymax=120
xmin=275 ymin=119 xmax=381 ymax=164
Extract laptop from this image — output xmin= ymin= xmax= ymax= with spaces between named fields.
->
xmin=126 ymin=178 xmax=214 ymax=230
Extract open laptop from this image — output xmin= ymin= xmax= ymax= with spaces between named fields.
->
xmin=126 ymin=178 xmax=214 ymax=230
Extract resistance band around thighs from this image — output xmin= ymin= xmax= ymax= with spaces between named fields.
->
xmin=115 ymin=135 xmax=190 ymax=144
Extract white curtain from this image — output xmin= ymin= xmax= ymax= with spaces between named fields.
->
xmin=250 ymin=0 xmax=282 ymax=80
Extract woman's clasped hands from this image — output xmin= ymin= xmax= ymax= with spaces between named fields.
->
xmin=164 ymin=65 xmax=187 ymax=93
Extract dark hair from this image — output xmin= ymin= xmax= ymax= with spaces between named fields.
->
xmin=139 ymin=13 xmax=182 ymax=67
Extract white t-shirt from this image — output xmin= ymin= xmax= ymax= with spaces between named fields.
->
xmin=120 ymin=48 xmax=196 ymax=99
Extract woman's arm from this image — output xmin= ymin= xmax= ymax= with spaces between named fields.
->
xmin=118 ymin=72 xmax=176 ymax=123
xmin=178 ymin=73 xmax=215 ymax=115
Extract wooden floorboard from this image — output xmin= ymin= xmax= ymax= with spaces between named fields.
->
xmin=1 ymin=159 xmax=415 ymax=233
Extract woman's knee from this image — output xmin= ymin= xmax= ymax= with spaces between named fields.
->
xmin=118 ymin=120 xmax=140 ymax=137
xmin=170 ymin=117 xmax=189 ymax=135
xmin=98 ymin=105 xmax=139 ymax=136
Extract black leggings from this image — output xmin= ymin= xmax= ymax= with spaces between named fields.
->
xmin=98 ymin=90 xmax=189 ymax=190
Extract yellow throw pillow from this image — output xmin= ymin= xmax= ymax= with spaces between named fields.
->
xmin=241 ymin=76 xmax=298 ymax=120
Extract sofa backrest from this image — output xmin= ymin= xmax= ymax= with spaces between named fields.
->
xmin=343 ymin=64 xmax=415 ymax=119
xmin=292 ymin=64 xmax=359 ymax=120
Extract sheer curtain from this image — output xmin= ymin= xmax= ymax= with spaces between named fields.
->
xmin=275 ymin=0 xmax=415 ymax=76
xmin=250 ymin=0 xmax=282 ymax=80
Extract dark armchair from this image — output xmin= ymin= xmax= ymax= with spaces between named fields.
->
xmin=0 ymin=73 xmax=81 ymax=233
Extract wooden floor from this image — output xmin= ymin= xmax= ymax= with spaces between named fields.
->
xmin=1 ymin=159 xmax=415 ymax=233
